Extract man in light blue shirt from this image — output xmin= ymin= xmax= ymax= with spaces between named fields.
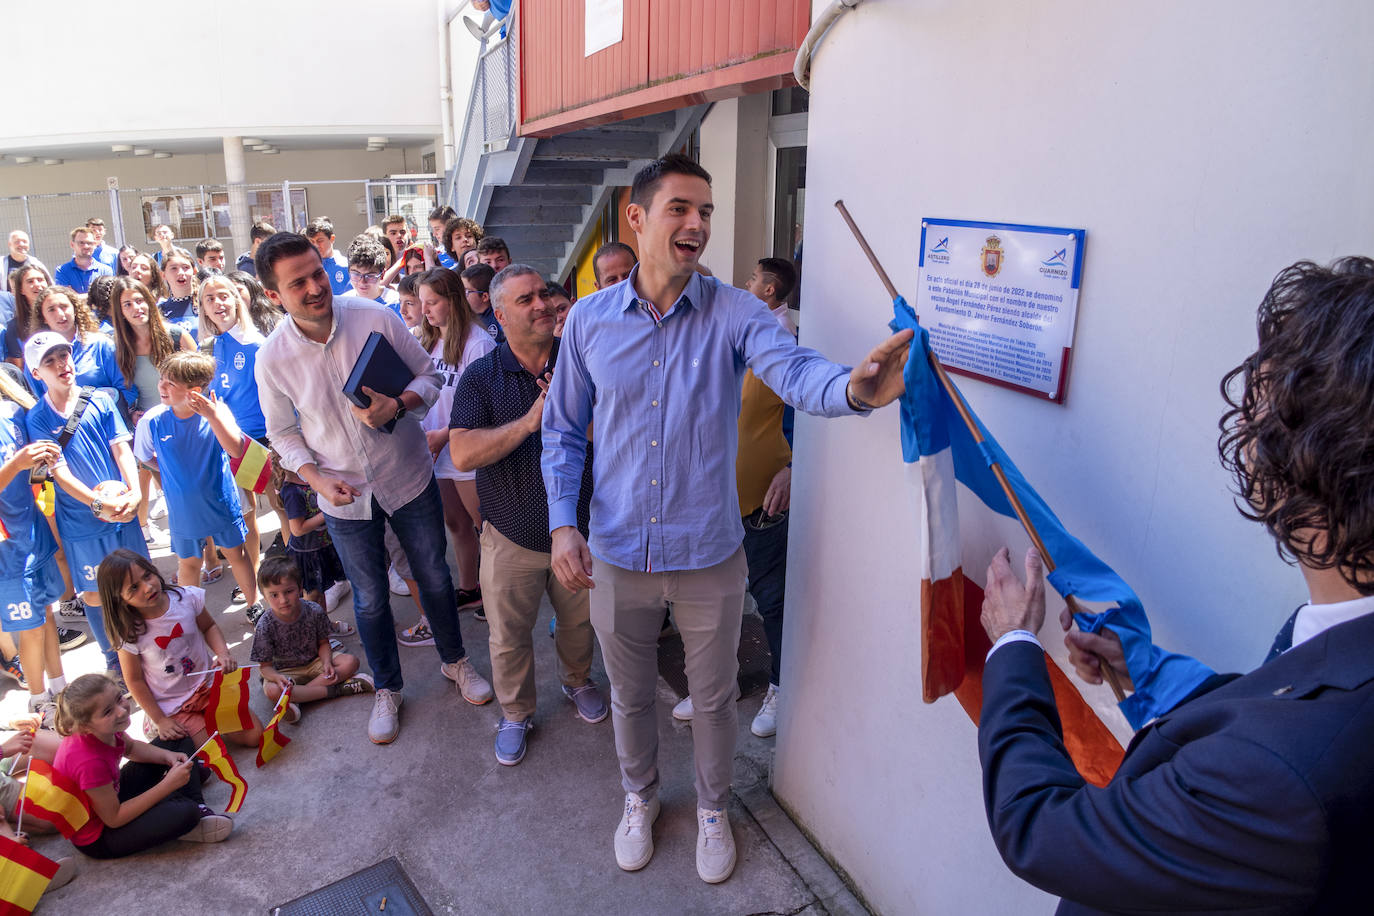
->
xmin=542 ymin=154 xmax=911 ymax=885
xmin=53 ymin=227 xmax=112 ymax=294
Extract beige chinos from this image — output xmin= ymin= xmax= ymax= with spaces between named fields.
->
xmin=481 ymin=522 xmax=594 ymax=720
xmin=590 ymin=547 xmax=747 ymax=810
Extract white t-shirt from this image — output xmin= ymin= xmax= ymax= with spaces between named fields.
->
xmin=118 ymin=585 xmax=212 ymax=715
xmin=424 ymin=325 xmax=495 ymax=481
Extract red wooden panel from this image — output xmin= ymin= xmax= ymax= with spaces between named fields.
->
xmin=519 ymin=0 xmax=807 ymax=132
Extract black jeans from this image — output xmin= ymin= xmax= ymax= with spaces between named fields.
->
xmin=742 ymin=509 xmax=789 ymax=686
xmin=76 ymin=738 xmax=206 ymax=859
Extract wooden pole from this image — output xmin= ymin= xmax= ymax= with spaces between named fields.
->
xmin=835 ymin=199 xmax=1127 ymax=703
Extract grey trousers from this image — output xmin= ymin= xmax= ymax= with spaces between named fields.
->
xmin=591 ymin=548 xmax=747 ymax=810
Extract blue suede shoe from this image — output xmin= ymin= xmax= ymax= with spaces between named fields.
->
xmin=562 ymin=680 xmax=608 ymax=724
xmin=494 ymin=717 xmax=532 ymax=766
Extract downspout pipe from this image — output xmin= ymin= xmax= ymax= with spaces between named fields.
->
xmin=793 ymin=0 xmax=866 ymax=91
xmin=438 ymin=0 xmax=475 ymax=177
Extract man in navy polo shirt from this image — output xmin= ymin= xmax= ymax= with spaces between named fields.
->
xmin=449 ymin=263 xmax=603 ymax=768
xmin=53 ymin=227 xmax=112 ymax=294
xmin=306 ymin=217 xmax=351 ymax=295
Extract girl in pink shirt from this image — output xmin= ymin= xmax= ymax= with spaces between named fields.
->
xmin=52 ymin=673 xmax=232 ymax=858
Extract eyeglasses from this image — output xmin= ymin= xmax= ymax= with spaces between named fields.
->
xmin=349 ymin=270 xmax=382 ymax=283
xmin=464 ymin=288 xmax=486 ymax=297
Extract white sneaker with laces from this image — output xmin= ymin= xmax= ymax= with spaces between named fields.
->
xmin=696 ymin=807 xmax=736 ymax=883
xmin=441 ymin=657 xmax=493 ymax=705
xmin=148 ymin=492 xmax=167 ymax=520
xmin=388 ymin=567 xmax=410 ymax=596
xmin=368 ymin=689 xmax=403 ymax=744
xmin=750 ymin=684 xmax=779 ymax=738
xmin=672 ymin=695 xmax=694 ymax=722
xmin=614 ymin=791 xmax=660 ymax=871
xmin=325 ymin=579 xmax=352 ymax=609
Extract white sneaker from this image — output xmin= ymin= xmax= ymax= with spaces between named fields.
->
xmin=325 ymin=579 xmax=352 ymax=609
xmin=368 ymin=689 xmax=403 ymax=744
xmin=441 ymin=657 xmax=493 ymax=705
xmin=672 ymin=695 xmax=694 ymax=721
xmin=143 ymin=524 xmax=169 ymax=547
xmin=750 ymin=684 xmax=779 ymax=738
xmin=614 ymin=791 xmax=660 ymax=871
xmin=696 ymin=807 xmax=736 ymax=883
xmin=148 ymin=492 xmax=167 ymax=520
xmin=181 ymin=813 xmax=234 ymax=843
xmin=388 ymin=567 xmax=410 ymax=596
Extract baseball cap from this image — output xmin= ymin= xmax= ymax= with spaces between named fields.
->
xmin=24 ymin=331 xmax=72 ymax=371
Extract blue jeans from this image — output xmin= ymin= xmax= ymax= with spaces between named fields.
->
xmin=323 ymin=477 xmax=465 ymax=691
xmin=742 ymin=510 xmax=788 ymax=686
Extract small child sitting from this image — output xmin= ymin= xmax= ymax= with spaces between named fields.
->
xmin=251 ymin=557 xmax=373 ymax=723
xmin=52 ymin=672 xmax=233 ymax=858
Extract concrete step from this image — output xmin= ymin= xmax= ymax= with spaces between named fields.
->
xmin=483 ymin=223 xmax=575 ymax=245
xmin=490 ymin=185 xmax=592 ymax=206
xmin=532 ymin=132 xmax=658 ymax=161
xmin=521 ymin=258 xmax=562 ymax=278
xmin=486 ymin=204 xmax=584 ymax=225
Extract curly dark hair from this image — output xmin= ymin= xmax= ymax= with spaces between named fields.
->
xmin=1218 ymin=256 xmax=1374 ymax=592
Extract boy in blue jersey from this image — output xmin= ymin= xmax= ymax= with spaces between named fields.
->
xmin=306 ymin=217 xmax=352 ymax=295
xmin=23 ymin=331 xmax=145 ymax=672
xmin=133 ymin=351 xmax=261 ymax=621
xmin=343 ymin=236 xmax=401 ymax=316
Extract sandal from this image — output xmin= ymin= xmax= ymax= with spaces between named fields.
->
xmin=332 ymin=619 xmax=356 ymax=637
xmin=201 ymin=565 xmax=224 ymax=585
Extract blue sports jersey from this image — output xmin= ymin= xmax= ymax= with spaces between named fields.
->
xmin=26 ymin=335 xmax=135 ymax=407
xmin=0 ymin=403 xmax=59 ymax=582
xmin=437 ymin=251 xmax=457 ymax=269
xmin=133 ymin=405 xmax=241 ymax=542
xmin=24 ymin=388 xmax=130 ymax=542
xmin=212 ymin=329 xmax=267 ymax=439
xmin=325 ymin=251 xmax=350 ymax=295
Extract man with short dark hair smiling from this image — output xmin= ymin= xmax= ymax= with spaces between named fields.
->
xmin=253 ymin=232 xmax=493 ymax=746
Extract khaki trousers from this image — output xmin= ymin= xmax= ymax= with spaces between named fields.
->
xmin=591 ymin=548 xmax=746 ymax=810
xmin=480 ymin=522 xmax=594 ymax=720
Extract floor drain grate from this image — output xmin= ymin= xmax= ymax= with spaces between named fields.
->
xmin=271 ymin=857 xmax=433 ymax=916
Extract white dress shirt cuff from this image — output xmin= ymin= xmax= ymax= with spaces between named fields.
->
xmin=986 ymin=629 xmax=1042 ymax=662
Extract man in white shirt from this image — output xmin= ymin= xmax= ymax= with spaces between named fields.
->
xmin=2 ymin=231 xmax=46 ymax=293
xmin=976 ymin=256 xmax=1374 ymax=913
xmin=253 ymin=232 xmax=493 ymax=745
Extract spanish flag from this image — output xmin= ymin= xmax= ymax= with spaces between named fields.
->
xmin=29 ymin=482 xmax=54 ymax=519
xmin=229 ymin=435 xmax=272 ymax=494
xmin=21 ymin=761 xmax=92 ymax=841
xmin=0 ymin=834 xmax=60 ymax=915
xmin=256 ymin=686 xmax=293 ymax=768
xmin=203 ymin=667 xmax=256 ymax=737
xmin=195 ymin=734 xmax=247 ymax=814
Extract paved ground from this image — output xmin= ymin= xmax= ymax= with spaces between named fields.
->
xmin=10 ymin=515 xmax=867 ymax=915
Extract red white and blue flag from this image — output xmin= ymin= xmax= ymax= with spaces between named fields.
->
xmin=891 ymin=298 xmax=1213 ymax=784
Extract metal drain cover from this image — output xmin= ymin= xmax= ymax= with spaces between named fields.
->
xmin=271 ymin=857 xmax=433 ymax=916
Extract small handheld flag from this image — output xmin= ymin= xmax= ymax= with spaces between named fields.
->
xmin=229 ymin=435 xmax=272 ymax=494
xmin=20 ymin=761 xmax=92 ymax=841
xmin=203 ymin=667 xmax=255 ymax=737
xmin=0 ymin=834 xmax=61 ymax=915
xmin=195 ymin=734 xmax=247 ymax=813
xmin=256 ymin=685 xmax=293 ymax=767
xmin=30 ymin=482 xmax=54 ymax=518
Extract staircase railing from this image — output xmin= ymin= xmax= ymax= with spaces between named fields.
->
xmin=447 ymin=11 xmax=519 ymax=216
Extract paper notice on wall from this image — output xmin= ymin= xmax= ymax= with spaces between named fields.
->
xmin=585 ymin=0 xmax=623 ymax=57
xmin=916 ymin=218 xmax=1087 ymax=402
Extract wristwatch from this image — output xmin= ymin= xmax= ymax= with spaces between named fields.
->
xmin=90 ymin=499 xmax=103 ymax=518
xmin=392 ymin=397 xmax=407 ymax=423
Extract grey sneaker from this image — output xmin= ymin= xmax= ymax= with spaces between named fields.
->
xmin=181 ymin=813 xmax=234 ymax=843
xmin=614 ymin=792 xmax=660 ymax=871
xmin=494 ymin=716 xmax=532 ymax=766
xmin=441 ymin=657 xmax=493 ymax=705
xmin=368 ymin=689 xmax=403 ymax=744
xmin=562 ymin=680 xmax=608 ymax=723
xmin=55 ymin=597 xmax=86 ymax=622
xmin=672 ymin=695 xmax=694 ymax=722
xmin=696 ymin=807 xmax=736 ymax=883
xmin=27 ymin=690 xmax=56 ymax=729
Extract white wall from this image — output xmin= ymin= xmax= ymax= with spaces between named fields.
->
xmin=0 ymin=0 xmax=440 ymax=149
xmin=774 ymin=1 xmax=1374 ymax=913
xmin=698 ymin=94 xmax=772 ymax=287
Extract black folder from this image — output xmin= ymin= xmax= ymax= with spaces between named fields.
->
xmin=342 ymin=331 xmax=414 ymax=434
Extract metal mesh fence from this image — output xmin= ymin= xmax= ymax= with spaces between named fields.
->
xmin=2 ymin=179 xmax=440 ymax=269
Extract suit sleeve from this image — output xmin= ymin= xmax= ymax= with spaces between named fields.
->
xmin=978 ymin=641 xmax=1325 ymax=912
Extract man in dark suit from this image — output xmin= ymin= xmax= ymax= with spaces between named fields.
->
xmin=977 ymin=257 xmax=1374 ymax=915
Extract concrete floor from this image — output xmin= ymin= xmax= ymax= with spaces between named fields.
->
xmin=12 ymin=517 xmax=865 ymax=916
